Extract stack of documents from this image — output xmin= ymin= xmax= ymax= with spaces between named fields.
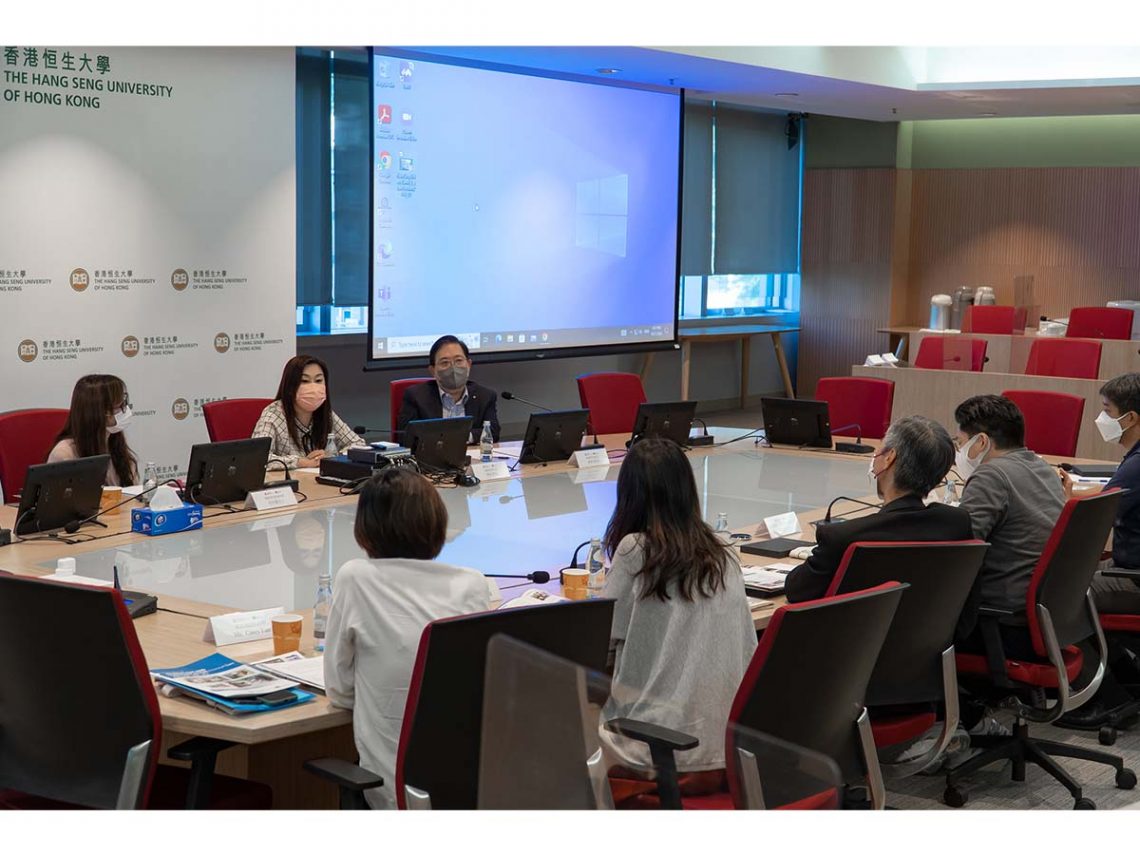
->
xmin=151 ymin=653 xmax=316 ymax=715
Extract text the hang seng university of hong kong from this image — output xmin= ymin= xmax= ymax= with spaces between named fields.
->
xmin=2 ymin=48 xmax=174 ymax=110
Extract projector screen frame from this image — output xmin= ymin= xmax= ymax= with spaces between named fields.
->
xmin=363 ymin=47 xmax=684 ymax=372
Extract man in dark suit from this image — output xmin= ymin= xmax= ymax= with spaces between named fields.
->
xmin=784 ymin=415 xmax=972 ymax=603
xmin=396 ymin=335 xmax=500 ymax=444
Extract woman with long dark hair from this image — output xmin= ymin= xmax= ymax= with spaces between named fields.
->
xmin=48 ymin=374 xmax=139 ymax=486
xmin=253 ymin=354 xmax=363 ymax=468
xmin=600 ymin=437 xmax=757 ymax=804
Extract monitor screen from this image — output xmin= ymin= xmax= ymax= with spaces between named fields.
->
xmin=367 ymin=51 xmax=682 ymax=367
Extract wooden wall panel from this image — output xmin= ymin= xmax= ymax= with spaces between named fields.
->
xmin=907 ymin=167 xmax=1140 ymax=324
xmin=798 ymin=168 xmax=897 ymax=393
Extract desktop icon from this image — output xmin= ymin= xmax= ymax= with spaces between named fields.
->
xmin=377 ymin=61 xmax=389 ymax=79
xmin=517 ymin=332 xmax=525 ymax=343
xmin=530 ymin=334 xmax=538 ymax=343
xmin=496 ymin=334 xmax=503 ymax=343
xmin=400 ymin=61 xmax=414 ymax=83
xmin=379 ymin=241 xmax=394 ymax=260
xmin=378 ymin=104 xmax=392 ymax=124
xmin=506 ymin=334 xmax=514 ymax=343
xmin=379 ymin=196 xmax=391 ymax=209
xmin=621 ymin=329 xmax=627 ymax=336
xmin=378 ymin=151 xmax=393 ymax=170
xmin=541 ymin=332 xmax=549 ymax=342
xmin=399 ymin=156 xmax=415 ymax=171
xmin=400 ymin=110 xmax=413 ymax=127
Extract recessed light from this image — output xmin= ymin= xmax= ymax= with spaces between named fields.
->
xmin=596 ymin=68 xmax=621 ymax=75
xmin=774 ymin=92 xmax=799 ymax=97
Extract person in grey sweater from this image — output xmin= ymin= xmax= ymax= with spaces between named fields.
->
xmin=952 ymin=394 xmax=1065 ymax=658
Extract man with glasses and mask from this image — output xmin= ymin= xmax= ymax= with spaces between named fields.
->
xmin=396 ymin=335 xmax=500 ymax=444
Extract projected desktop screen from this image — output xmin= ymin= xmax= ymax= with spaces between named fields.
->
xmin=368 ymin=51 xmax=682 ymax=366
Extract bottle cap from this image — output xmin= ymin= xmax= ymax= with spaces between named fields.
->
xmin=55 ymin=557 xmax=76 ymax=576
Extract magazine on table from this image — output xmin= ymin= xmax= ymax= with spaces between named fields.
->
xmin=151 ymin=652 xmax=299 ymax=698
xmin=252 ymin=651 xmax=327 ymax=691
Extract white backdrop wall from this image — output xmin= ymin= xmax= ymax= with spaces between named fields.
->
xmin=0 ymin=47 xmax=296 ymax=484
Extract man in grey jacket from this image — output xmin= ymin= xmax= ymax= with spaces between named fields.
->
xmin=952 ymin=394 xmax=1066 ymax=658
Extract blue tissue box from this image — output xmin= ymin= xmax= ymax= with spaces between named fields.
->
xmin=131 ymin=503 xmax=203 ymax=536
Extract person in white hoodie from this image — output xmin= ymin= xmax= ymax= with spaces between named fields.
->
xmin=324 ymin=467 xmax=490 ymax=809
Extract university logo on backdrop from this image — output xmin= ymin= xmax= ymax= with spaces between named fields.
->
xmin=121 ymin=335 xmax=140 ymax=357
xmin=171 ymin=398 xmax=190 ymax=420
xmin=171 ymin=268 xmax=189 ymax=291
xmin=69 ymin=268 xmax=89 ymax=292
xmin=214 ymin=332 xmax=231 ymax=354
xmin=17 ymin=339 xmax=38 ymax=362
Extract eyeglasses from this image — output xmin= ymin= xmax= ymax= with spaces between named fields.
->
xmin=435 ymin=357 xmax=468 ymax=370
xmin=114 ymin=394 xmax=131 ymax=414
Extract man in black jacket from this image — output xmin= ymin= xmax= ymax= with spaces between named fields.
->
xmin=396 ymin=335 xmax=500 ymax=444
xmin=785 ymin=415 xmax=972 ymax=602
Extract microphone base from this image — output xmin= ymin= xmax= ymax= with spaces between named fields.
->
xmin=263 ymin=478 xmax=300 ymax=493
xmin=689 ymin=434 xmax=715 ymax=447
xmin=579 ymin=442 xmax=605 ymax=451
xmin=834 ymin=442 xmax=874 ymax=455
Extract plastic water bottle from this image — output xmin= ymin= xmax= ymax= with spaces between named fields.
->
xmin=480 ymin=420 xmax=494 ymax=463
xmin=313 ymin=573 xmax=333 ymax=652
xmin=143 ymin=462 xmax=157 ymax=504
xmin=943 ymin=478 xmax=959 ymax=506
xmin=586 ymin=537 xmax=606 ymax=598
xmin=324 ymin=432 xmax=337 ymax=456
xmin=714 ymin=512 xmax=729 ymax=534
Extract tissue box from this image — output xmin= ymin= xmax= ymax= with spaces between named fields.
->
xmin=131 ymin=503 xmax=203 ymax=536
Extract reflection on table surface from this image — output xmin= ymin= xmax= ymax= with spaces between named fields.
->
xmin=43 ymin=445 xmax=872 ymax=612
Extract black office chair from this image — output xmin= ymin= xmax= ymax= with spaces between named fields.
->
xmin=947 ymin=491 xmax=1138 ymax=809
xmin=827 ymin=540 xmax=988 ymax=776
xmin=304 ymin=599 xmax=614 ymax=809
xmin=0 ymin=575 xmax=271 ymax=809
xmin=608 ymin=582 xmax=907 ymax=809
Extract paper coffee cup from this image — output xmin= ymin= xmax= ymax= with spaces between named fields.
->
xmin=562 ymin=568 xmax=589 ymax=600
xmin=100 ymin=486 xmax=124 ymax=515
xmin=271 ymin=613 xmax=304 ymax=654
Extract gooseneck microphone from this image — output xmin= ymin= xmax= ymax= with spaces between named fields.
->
xmin=353 ymin=425 xmax=397 ymax=436
xmin=830 ymin=423 xmax=874 ymax=455
xmin=484 ymin=571 xmax=552 ymax=583
xmin=501 ymin=391 xmax=552 ymax=412
xmin=819 ymin=495 xmax=883 ymax=526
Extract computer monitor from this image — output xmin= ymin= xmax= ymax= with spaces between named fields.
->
xmin=405 ymin=416 xmax=473 ymax=473
xmin=14 ymin=455 xmax=110 ymax=535
xmin=184 ymin=437 xmax=272 ymax=506
xmin=761 ymin=398 xmax=832 ymax=449
xmin=629 ymin=401 xmax=698 ymax=448
xmin=519 ymin=409 xmax=590 ymax=465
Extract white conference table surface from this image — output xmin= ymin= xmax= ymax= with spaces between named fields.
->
xmin=16 ymin=428 xmax=876 ymax=614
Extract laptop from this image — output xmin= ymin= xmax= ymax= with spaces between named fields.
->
xmin=761 ymin=398 xmax=832 ymax=449
xmin=519 ymin=409 xmax=590 ymax=465
xmin=629 ymin=401 xmax=699 ymax=448
xmin=184 ymin=437 xmax=272 ymax=506
xmin=405 ymin=416 xmax=473 ymax=473
xmin=15 ymin=455 xmax=110 ymax=535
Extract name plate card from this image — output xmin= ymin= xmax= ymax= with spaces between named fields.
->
xmin=763 ymin=511 xmax=802 ymax=538
xmin=571 ymin=448 xmax=611 ymax=469
xmin=204 ymin=607 xmax=285 ymax=646
xmin=244 ymin=486 xmax=298 ymax=512
xmin=470 ymin=461 xmax=512 ymax=482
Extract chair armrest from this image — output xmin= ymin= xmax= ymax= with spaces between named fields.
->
xmin=604 ymin=718 xmax=699 ymax=752
xmin=976 ymin=605 xmax=1016 ymax=619
xmin=604 ymin=719 xmax=698 ymax=810
xmin=1102 ymin=567 xmax=1140 ymax=581
xmin=975 ymin=610 xmax=1015 ymax=689
xmin=303 ymin=757 xmax=383 ymax=809
xmin=166 ymin=737 xmax=238 ymax=809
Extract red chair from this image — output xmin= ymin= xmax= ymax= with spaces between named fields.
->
xmin=0 ymin=575 xmax=271 ymax=809
xmin=201 ymin=398 xmax=272 ymax=443
xmin=1002 ymin=389 xmax=1084 ymax=457
xmin=0 ymin=408 xmax=68 ymax=500
xmin=913 ymin=336 xmax=988 ymax=372
xmin=576 ymin=372 xmax=647 ymax=436
xmin=1094 ymin=580 xmax=1140 ymax=746
xmin=963 ymin=305 xmax=1016 ymax=335
xmin=389 ymin=378 xmax=433 ymax=436
xmin=946 ymin=491 xmax=1136 ymax=809
xmin=814 ymin=377 xmax=894 ymax=440
xmin=1066 ymin=307 xmax=1134 ymax=341
xmin=1025 ymin=338 xmax=1102 ymax=380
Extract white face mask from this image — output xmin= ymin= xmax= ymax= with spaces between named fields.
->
xmin=107 ymin=406 xmax=132 ymax=434
xmin=1095 ymin=410 xmax=1129 ymax=443
xmin=955 ymin=434 xmax=985 ymax=482
xmin=867 ymin=455 xmax=877 ymax=485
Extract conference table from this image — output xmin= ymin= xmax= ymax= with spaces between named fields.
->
xmin=0 ymin=427 xmax=1115 ymax=808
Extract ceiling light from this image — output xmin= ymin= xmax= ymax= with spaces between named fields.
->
xmin=774 ymin=92 xmax=799 ymax=97
xmin=596 ymin=68 xmax=620 ymax=75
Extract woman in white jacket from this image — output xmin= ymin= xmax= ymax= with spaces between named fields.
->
xmin=324 ymin=467 xmax=490 ymax=809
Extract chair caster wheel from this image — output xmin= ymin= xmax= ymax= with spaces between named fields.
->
xmin=1116 ymin=768 xmax=1137 ymax=790
xmin=1100 ymin=726 xmax=1117 ymax=746
xmin=1074 ymin=797 xmax=1096 ymax=810
xmin=943 ymin=786 xmax=967 ymax=808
